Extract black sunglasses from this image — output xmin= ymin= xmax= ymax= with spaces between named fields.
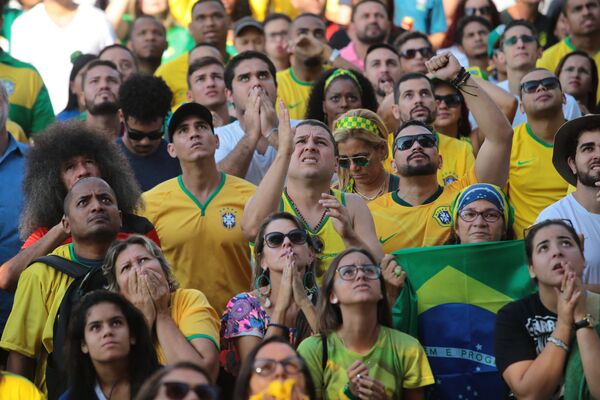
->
xmin=435 ymin=94 xmax=462 ymax=107
xmin=465 ymin=6 xmax=493 ymax=16
xmin=338 ymin=155 xmax=370 ymax=169
xmin=264 ymin=229 xmax=308 ymax=248
xmin=162 ymin=381 xmax=220 ymax=400
xmin=394 ymin=134 xmax=437 ymax=151
xmin=126 ymin=125 xmax=164 ymax=141
xmin=399 ymin=47 xmax=433 ymax=59
xmin=520 ymin=77 xmax=561 ymax=94
xmin=502 ymin=34 xmax=536 ymax=47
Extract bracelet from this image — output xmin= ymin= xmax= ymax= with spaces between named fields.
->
xmin=547 ymin=336 xmax=569 ymax=352
xmin=450 ymin=67 xmax=470 ymax=90
xmin=343 ymin=382 xmax=361 ymax=400
xmin=267 ymin=323 xmax=289 ymax=333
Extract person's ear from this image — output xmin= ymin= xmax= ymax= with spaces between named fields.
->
xmin=62 ymin=214 xmax=72 ymax=235
xmin=528 ymin=264 xmax=536 ymax=280
xmin=81 ymin=341 xmax=89 ymax=354
xmin=391 ymin=104 xmax=400 ymax=121
xmin=567 ymin=156 xmax=577 ymax=175
xmin=167 ymin=142 xmax=177 ymax=159
xmin=330 ymin=293 xmax=338 ymax=304
xmin=118 ymin=109 xmax=125 ymax=123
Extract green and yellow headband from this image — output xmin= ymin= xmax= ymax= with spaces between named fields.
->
xmin=334 ymin=116 xmax=382 ymax=138
xmin=324 ymin=69 xmax=361 ymax=93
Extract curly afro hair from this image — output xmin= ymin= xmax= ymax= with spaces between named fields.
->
xmin=119 ymin=75 xmax=173 ymax=123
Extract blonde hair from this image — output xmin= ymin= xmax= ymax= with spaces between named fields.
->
xmin=332 ymin=109 xmax=389 ymax=191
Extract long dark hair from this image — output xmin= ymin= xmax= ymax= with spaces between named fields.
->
xmin=233 ymin=336 xmax=317 ymax=400
xmin=64 ymin=290 xmax=160 ymax=400
xmin=524 ymin=219 xmax=583 ymax=266
xmin=317 ymin=248 xmax=391 ymax=334
xmin=305 ymin=68 xmax=378 ymax=125
xmin=432 ymin=79 xmax=472 ymax=139
xmin=441 ymin=0 xmax=500 ymax=48
xmin=555 ymin=50 xmax=599 ymax=113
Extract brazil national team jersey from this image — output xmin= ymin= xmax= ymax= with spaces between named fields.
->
xmin=276 ymin=67 xmax=314 ymax=120
xmin=507 ymin=123 xmax=569 ymax=239
xmin=369 ymin=168 xmax=477 ymax=253
xmin=142 ymin=173 xmax=256 ymax=314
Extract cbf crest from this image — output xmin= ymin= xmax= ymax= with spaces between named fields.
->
xmin=433 ymin=206 xmax=452 ymax=227
xmin=220 ymin=208 xmax=237 ymax=229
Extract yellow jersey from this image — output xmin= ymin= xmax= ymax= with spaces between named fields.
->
xmin=368 ymin=168 xmax=477 ymax=253
xmin=0 ymin=372 xmax=44 ymax=400
xmin=537 ymin=37 xmax=600 ymax=101
xmin=155 ymin=52 xmax=189 ymax=110
xmin=157 ymin=288 xmax=220 ymax=364
xmin=276 ymin=67 xmax=314 ymax=120
xmin=281 ymin=189 xmax=346 ymax=277
xmin=507 ymin=123 xmax=570 ymax=238
xmin=142 ymin=173 xmax=256 ymax=314
xmin=0 ymin=244 xmax=76 ymax=393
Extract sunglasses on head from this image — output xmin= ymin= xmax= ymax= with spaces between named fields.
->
xmin=264 ymin=229 xmax=308 ymax=248
xmin=161 ymin=382 xmax=220 ymax=400
xmin=520 ymin=77 xmax=561 ymax=94
xmin=399 ymin=47 xmax=433 ymax=59
xmin=502 ymin=34 xmax=536 ymax=47
xmin=338 ymin=155 xmax=370 ymax=169
xmin=126 ymin=126 xmax=164 ymax=141
xmin=394 ymin=134 xmax=437 ymax=151
xmin=464 ymin=5 xmax=493 ymax=15
xmin=435 ymin=94 xmax=462 ymax=107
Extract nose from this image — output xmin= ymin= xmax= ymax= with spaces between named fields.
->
xmin=272 ymin=362 xmax=287 ymax=380
xmin=535 ymin=83 xmax=548 ymax=92
xmin=472 ymin=213 xmax=488 ymax=225
xmin=74 ymin=163 xmax=92 ymax=180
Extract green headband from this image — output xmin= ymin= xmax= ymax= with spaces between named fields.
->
xmin=334 ymin=116 xmax=382 ymax=138
xmin=324 ymin=69 xmax=361 ymax=93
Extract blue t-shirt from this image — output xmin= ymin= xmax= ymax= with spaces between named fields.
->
xmin=0 ymin=133 xmax=27 ymax=334
xmin=116 ymin=138 xmax=181 ymax=192
xmin=393 ymin=0 xmax=447 ymax=34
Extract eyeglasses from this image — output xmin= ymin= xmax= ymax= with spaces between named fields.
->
xmin=435 ymin=94 xmax=462 ymax=107
xmin=464 ymin=6 xmax=493 ymax=15
xmin=520 ymin=77 xmax=561 ymax=94
xmin=338 ymin=155 xmax=370 ymax=169
xmin=459 ymin=209 xmax=503 ymax=223
xmin=399 ymin=47 xmax=433 ymax=59
xmin=161 ymin=382 xmax=220 ymax=400
xmin=502 ymin=34 xmax=536 ymax=47
xmin=394 ymin=134 xmax=437 ymax=151
xmin=337 ymin=264 xmax=381 ymax=281
xmin=253 ymin=356 xmax=304 ymax=377
xmin=264 ymin=229 xmax=308 ymax=248
xmin=126 ymin=125 xmax=165 ymax=141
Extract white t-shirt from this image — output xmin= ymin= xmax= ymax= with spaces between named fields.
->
xmin=537 ymin=194 xmax=600 ymax=285
xmin=11 ymin=3 xmax=116 ymax=112
xmin=496 ymin=80 xmax=582 ymax=127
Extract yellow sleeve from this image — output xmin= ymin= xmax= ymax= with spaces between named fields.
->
xmin=0 ymin=373 xmax=45 ymax=400
xmin=173 ymin=289 xmax=221 ymax=350
xmin=397 ymin=335 xmax=435 ymax=389
xmin=0 ymin=265 xmax=49 ymax=358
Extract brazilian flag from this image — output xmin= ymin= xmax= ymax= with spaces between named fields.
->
xmin=392 ymin=240 xmax=536 ymax=400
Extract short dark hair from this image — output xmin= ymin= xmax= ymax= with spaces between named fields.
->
xmin=395 ymin=119 xmax=435 ymax=139
xmin=364 ymin=43 xmax=399 ymax=64
xmin=455 ymin=15 xmax=492 ymax=45
xmin=131 ymin=15 xmax=166 ymax=35
xmin=119 ymin=75 xmax=173 ymax=123
xmin=82 ymin=59 xmax=121 ymax=89
xmin=224 ymin=50 xmax=277 ymax=91
xmin=263 ymin=12 xmax=291 ymax=27
xmin=296 ymin=119 xmax=339 ymax=156
xmin=351 ymin=0 xmax=388 ymax=21
xmin=187 ymin=56 xmax=225 ymax=88
xmin=524 ymin=219 xmax=582 ymax=265
xmin=394 ymin=72 xmax=433 ymax=103
xmin=233 ymin=336 xmax=317 ymax=400
xmin=500 ymin=19 xmax=539 ymax=50
xmin=191 ymin=0 xmax=225 ymax=17
xmin=99 ymin=44 xmax=138 ymax=63
xmin=394 ymin=31 xmax=432 ymax=52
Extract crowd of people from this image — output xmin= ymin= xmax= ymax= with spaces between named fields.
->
xmin=0 ymin=0 xmax=599 ymax=398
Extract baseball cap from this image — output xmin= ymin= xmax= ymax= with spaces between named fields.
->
xmin=168 ymin=102 xmax=214 ymax=142
xmin=234 ymin=17 xmax=264 ymax=36
xmin=488 ymin=24 xmax=505 ymax=58
xmin=552 ymin=114 xmax=600 ymax=186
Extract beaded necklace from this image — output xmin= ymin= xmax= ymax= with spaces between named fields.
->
xmin=285 ymin=188 xmax=328 ymax=232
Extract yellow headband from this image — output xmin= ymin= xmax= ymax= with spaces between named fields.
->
xmin=334 ymin=116 xmax=382 ymax=138
xmin=324 ymin=69 xmax=361 ymax=93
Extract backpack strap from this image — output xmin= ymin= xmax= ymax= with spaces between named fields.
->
xmin=35 ymin=255 xmax=88 ymax=279
xmin=321 ymin=332 xmax=328 ymax=371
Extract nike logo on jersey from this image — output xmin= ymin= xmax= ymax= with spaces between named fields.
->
xmin=516 ymin=159 xmax=534 ymax=166
xmin=379 ymin=233 xmax=397 ymax=244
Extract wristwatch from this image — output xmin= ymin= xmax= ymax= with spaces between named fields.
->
xmin=573 ymin=314 xmax=597 ymax=331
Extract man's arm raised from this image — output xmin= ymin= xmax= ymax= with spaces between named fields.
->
xmin=241 ymin=101 xmax=294 ymax=241
xmin=426 ymin=53 xmax=513 ymax=187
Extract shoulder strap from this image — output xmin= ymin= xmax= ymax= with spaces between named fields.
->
xmin=35 ymin=255 xmax=88 ymax=279
xmin=321 ymin=332 xmax=328 ymax=371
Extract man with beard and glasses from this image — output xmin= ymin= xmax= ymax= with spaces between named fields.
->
xmin=537 ymin=0 xmax=600 ymax=102
xmin=81 ymin=60 xmax=122 ymax=138
xmin=117 ymin=74 xmax=181 ymax=191
xmin=364 ymin=43 xmax=402 ymax=105
xmin=128 ymin=16 xmax=168 ymax=75
xmin=369 ymin=53 xmax=513 ymax=253
xmin=537 ymin=115 xmax=600 ymax=291
xmin=507 ymin=68 xmax=571 ymax=238
xmin=339 ymin=0 xmax=391 ymax=71
xmin=276 ymin=13 xmax=355 ymax=120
